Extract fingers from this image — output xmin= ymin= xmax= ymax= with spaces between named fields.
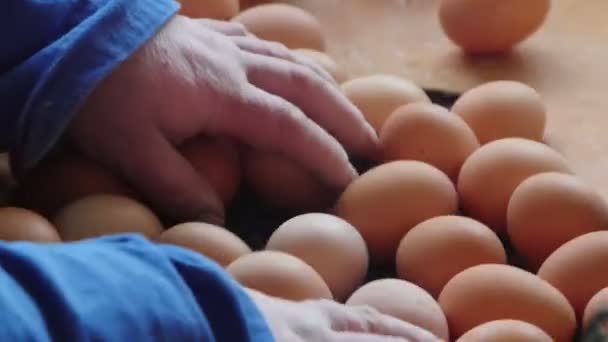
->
xmin=232 ymin=36 xmax=336 ymax=84
xmin=216 ymin=85 xmax=357 ymax=189
xmin=332 ymin=332 xmax=409 ymax=342
xmin=114 ymin=129 xmax=225 ymax=224
xmin=197 ymin=18 xmax=249 ymax=36
xmin=242 ymin=52 xmax=379 ymax=159
xmin=328 ymin=304 xmax=441 ymax=342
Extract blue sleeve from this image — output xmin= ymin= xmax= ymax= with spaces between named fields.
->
xmin=0 ymin=0 xmax=179 ymax=169
xmin=0 ymin=234 xmax=274 ymax=342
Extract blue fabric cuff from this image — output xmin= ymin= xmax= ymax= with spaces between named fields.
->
xmin=9 ymin=0 xmax=179 ymax=169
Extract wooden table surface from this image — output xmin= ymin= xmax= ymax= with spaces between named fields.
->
xmin=287 ymin=0 xmax=608 ymax=198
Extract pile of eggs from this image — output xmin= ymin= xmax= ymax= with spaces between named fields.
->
xmin=0 ymin=1 xmax=605 ymax=341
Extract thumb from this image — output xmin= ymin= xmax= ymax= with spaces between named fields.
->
xmin=115 ymin=129 xmax=225 ymax=225
xmin=327 ymin=304 xmax=441 ymax=342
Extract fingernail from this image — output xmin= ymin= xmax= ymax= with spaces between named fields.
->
xmin=196 ymin=211 xmax=226 ymax=226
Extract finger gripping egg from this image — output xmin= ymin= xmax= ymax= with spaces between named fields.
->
xmin=158 ymin=222 xmax=251 ymax=267
xmin=341 ymin=75 xmax=430 ymax=133
xmin=346 ymin=278 xmax=449 ymax=341
xmin=457 ymin=138 xmax=571 ymax=233
xmin=179 ymin=136 xmax=241 ymax=205
xmin=380 ymin=102 xmax=480 ymax=182
xmin=538 ymin=231 xmax=608 ymax=320
xmin=244 ymin=151 xmax=334 ymax=212
xmin=336 ymin=161 xmax=458 ymax=262
xmin=396 ymin=215 xmax=507 ymax=298
xmin=439 ymin=0 xmax=551 ymax=53
xmin=53 ymin=194 xmax=164 ymax=241
xmin=507 ymin=172 xmax=608 ymax=270
xmin=227 ymin=251 xmax=333 ymax=301
xmin=266 ymin=213 xmax=368 ymax=301
xmin=457 ymin=320 xmax=553 ymax=342
xmin=232 ymin=4 xmax=325 ymax=51
xmin=452 ymin=81 xmax=547 ymax=144
xmin=438 ymin=264 xmax=576 ymax=341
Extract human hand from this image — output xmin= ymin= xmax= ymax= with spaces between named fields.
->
xmin=247 ymin=289 xmax=442 ymax=342
xmin=68 ymin=16 xmax=377 ymax=223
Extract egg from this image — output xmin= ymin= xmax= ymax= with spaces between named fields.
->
xmin=243 ymin=151 xmax=333 ymax=212
xmin=177 ymin=0 xmax=239 ymax=19
xmin=0 ymin=207 xmax=61 ymax=242
xmin=179 ymin=136 xmax=241 ymax=205
xmin=583 ymin=288 xmax=608 ymax=330
xmin=13 ymin=154 xmax=133 ymax=217
xmin=227 ymin=250 xmax=333 ymax=301
xmin=157 ymin=222 xmax=251 ymax=267
xmin=507 ymin=172 xmax=608 ymax=270
xmin=266 ymin=213 xmax=368 ymax=301
xmin=396 ymin=215 xmax=506 ymax=298
xmin=346 ymin=278 xmax=449 ymax=341
xmin=53 ymin=194 xmax=163 ymax=241
xmin=335 ymin=161 xmax=458 ymax=262
xmin=457 ymin=138 xmax=571 ymax=233
xmin=292 ymin=49 xmax=348 ymax=83
xmin=341 ymin=75 xmax=430 ymax=134
xmin=457 ymin=320 xmax=553 ymax=342
xmin=439 ymin=0 xmax=551 ymax=53
xmin=538 ymin=231 xmax=608 ymax=320
xmin=439 ymin=264 xmax=576 ymax=341
xmin=380 ymin=102 xmax=480 ymax=182
xmin=232 ymin=3 xmax=325 ymax=51
xmin=452 ymin=81 xmax=547 ymax=144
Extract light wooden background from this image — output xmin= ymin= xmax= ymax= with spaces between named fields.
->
xmin=287 ymin=0 xmax=608 ymax=198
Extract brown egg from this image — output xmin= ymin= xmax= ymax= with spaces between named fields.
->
xmin=292 ymin=49 xmax=348 ymax=83
xmin=346 ymin=278 xmax=449 ymax=341
xmin=232 ymin=3 xmax=325 ymax=51
xmin=439 ymin=264 xmax=576 ymax=341
xmin=0 ymin=207 xmax=61 ymax=242
xmin=507 ymin=172 xmax=608 ymax=270
xmin=452 ymin=81 xmax=547 ymax=144
xmin=158 ymin=222 xmax=251 ymax=267
xmin=13 ymin=154 xmax=132 ymax=217
xmin=227 ymin=250 xmax=333 ymax=301
xmin=538 ymin=231 xmax=608 ymax=320
xmin=335 ymin=161 xmax=458 ymax=262
xmin=53 ymin=194 xmax=163 ymax=241
xmin=266 ymin=213 xmax=368 ymax=301
xmin=457 ymin=138 xmax=571 ymax=234
xmin=179 ymin=136 xmax=241 ymax=205
xmin=583 ymin=288 xmax=608 ymax=330
xmin=243 ymin=151 xmax=333 ymax=212
xmin=380 ymin=102 xmax=480 ymax=182
xmin=457 ymin=320 xmax=553 ymax=342
xmin=396 ymin=215 xmax=507 ymax=298
xmin=177 ymin=0 xmax=239 ymax=19
xmin=341 ymin=75 xmax=431 ymax=133
xmin=439 ymin=0 xmax=551 ymax=53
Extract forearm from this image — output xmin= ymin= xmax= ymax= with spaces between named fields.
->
xmin=0 ymin=0 xmax=178 ymax=167
xmin=0 ymin=234 xmax=273 ymax=341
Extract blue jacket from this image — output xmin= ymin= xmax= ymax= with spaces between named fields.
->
xmin=0 ymin=0 xmax=274 ymax=340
